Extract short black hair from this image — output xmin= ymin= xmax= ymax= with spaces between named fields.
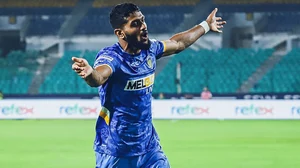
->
xmin=109 ymin=3 xmax=140 ymax=29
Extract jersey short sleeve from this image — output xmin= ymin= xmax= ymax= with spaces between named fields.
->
xmin=150 ymin=39 xmax=166 ymax=60
xmin=93 ymin=52 xmax=119 ymax=73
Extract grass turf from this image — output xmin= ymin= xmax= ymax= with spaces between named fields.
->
xmin=0 ymin=120 xmax=300 ymax=168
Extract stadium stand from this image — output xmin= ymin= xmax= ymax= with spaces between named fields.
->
xmin=251 ymin=48 xmax=300 ymax=93
xmin=0 ymin=48 xmax=282 ymax=95
xmin=74 ymin=14 xmax=111 ymax=35
xmin=92 ymin=0 xmax=199 ymax=7
xmin=0 ymin=50 xmax=39 ymax=94
xmin=0 ymin=0 xmax=77 ymax=15
xmin=75 ymin=3 xmax=194 ymax=35
xmin=0 ymin=0 xmax=78 ymax=7
xmin=11 ymin=0 xmax=300 ymax=36
xmin=27 ymin=15 xmax=67 ymax=36
xmin=262 ymin=12 xmax=300 ymax=33
xmin=7 ymin=47 xmax=300 ymax=95
xmin=39 ymin=50 xmax=98 ymax=94
xmin=213 ymin=0 xmax=300 ymax=12
xmin=0 ymin=7 xmax=73 ymax=15
xmin=75 ymin=12 xmax=186 ymax=35
xmin=153 ymin=48 xmax=274 ymax=94
xmin=0 ymin=1 xmax=298 ymax=96
xmin=0 ymin=0 xmax=299 ymax=35
xmin=213 ymin=0 xmax=300 ymax=4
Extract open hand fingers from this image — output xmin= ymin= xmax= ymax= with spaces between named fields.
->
xmin=216 ymin=29 xmax=222 ymax=33
xmin=216 ymin=17 xmax=222 ymax=21
xmin=72 ymin=65 xmax=88 ymax=78
xmin=217 ymin=25 xmax=223 ymax=29
xmin=217 ymin=20 xmax=226 ymax=25
xmin=72 ymin=63 xmax=84 ymax=73
xmin=212 ymin=27 xmax=223 ymax=33
xmin=211 ymin=8 xmax=218 ymax=16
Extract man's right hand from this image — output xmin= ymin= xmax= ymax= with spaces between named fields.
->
xmin=72 ymin=57 xmax=93 ymax=79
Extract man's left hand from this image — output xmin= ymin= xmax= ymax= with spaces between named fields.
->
xmin=206 ymin=8 xmax=226 ymax=33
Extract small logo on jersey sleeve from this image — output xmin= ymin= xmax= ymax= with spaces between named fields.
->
xmin=98 ymin=55 xmax=114 ymax=61
xmin=124 ymin=74 xmax=155 ymax=91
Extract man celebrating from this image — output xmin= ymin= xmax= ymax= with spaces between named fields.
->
xmin=72 ymin=3 xmax=226 ymax=167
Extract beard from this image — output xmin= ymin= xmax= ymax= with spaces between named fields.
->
xmin=125 ymin=33 xmax=150 ymax=50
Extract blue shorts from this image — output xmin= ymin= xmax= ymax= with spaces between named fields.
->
xmin=95 ymin=149 xmax=170 ymax=168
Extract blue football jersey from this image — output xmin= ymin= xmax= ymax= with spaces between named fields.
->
xmin=93 ymin=39 xmax=165 ymax=157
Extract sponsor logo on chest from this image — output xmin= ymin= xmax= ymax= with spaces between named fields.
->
xmin=124 ymin=73 xmax=155 ymax=91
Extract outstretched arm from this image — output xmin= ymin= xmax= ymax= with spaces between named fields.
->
xmin=71 ymin=57 xmax=112 ymax=87
xmin=162 ymin=8 xmax=226 ymax=56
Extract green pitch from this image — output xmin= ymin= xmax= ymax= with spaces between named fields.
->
xmin=1 ymin=120 xmax=300 ymax=168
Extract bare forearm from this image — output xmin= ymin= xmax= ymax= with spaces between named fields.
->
xmin=84 ymin=69 xmax=107 ymax=87
xmin=170 ymin=24 xmax=206 ymax=52
xmin=163 ymin=9 xmax=225 ymax=56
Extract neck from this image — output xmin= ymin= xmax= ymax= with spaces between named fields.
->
xmin=119 ymin=40 xmax=141 ymax=55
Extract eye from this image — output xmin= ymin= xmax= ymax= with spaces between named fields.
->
xmin=131 ymin=21 xmax=139 ymax=27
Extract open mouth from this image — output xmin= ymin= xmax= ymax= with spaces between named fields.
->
xmin=141 ymin=31 xmax=148 ymax=40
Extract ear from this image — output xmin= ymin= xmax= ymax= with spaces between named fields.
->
xmin=114 ymin=29 xmax=125 ymax=39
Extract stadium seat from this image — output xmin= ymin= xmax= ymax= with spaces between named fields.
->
xmin=153 ymin=48 xmax=274 ymax=94
xmin=252 ymin=48 xmax=300 ymax=93
xmin=0 ymin=0 xmax=77 ymax=15
xmin=75 ymin=9 xmax=188 ymax=35
xmin=27 ymin=15 xmax=66 ymax=36
xmin=39 ymin=50 xmax=98 ymax=94
xmin=261 ymin=12 xmax=300 ymax=33
xmin=0 ymin=50 xmax=39 ymax=94
xmin=92 ymin=0 xmax=199 ymax=7
xmin=0 ymin=0 xmax=78 ymax=8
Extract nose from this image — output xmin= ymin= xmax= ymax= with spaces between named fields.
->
xmin=141 ymin=22 xmax=147 ymax=30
